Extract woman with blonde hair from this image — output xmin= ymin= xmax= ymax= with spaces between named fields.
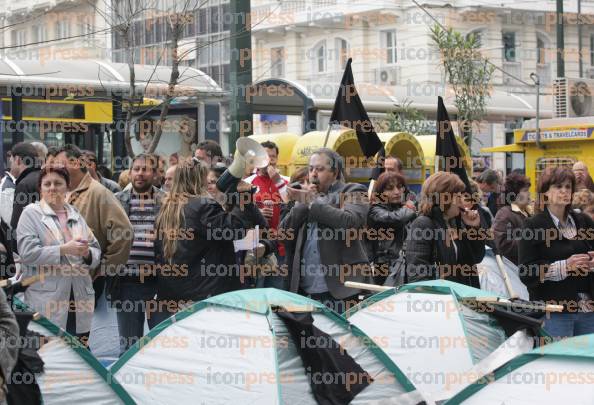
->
xmin=405 ymin=171 xmax=485 ymax=287
xmin=154 ymin=158 xmax=266 ymax=318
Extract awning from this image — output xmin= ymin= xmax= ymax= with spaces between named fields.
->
xmin=481 ymin=144 xmax=525 ymax=153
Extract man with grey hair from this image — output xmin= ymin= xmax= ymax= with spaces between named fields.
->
xmin=29 ymin=142 xmax=47 ymax=163
xmin=280 ymin=148 xmax=370 ymax=313
xmin=572 ymin=161 xmax=594 ymax=191
xmin=476 ymin=168 xmax=502 ymax=217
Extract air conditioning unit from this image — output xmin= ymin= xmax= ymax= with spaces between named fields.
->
xmin=553 ymin=77 xmax=594 ymax=118
xmin=375 ymin=66 xmax=400 ymax=85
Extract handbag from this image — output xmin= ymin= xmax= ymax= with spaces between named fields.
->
xmin=383 ymin=251 xmax=407 ymax=287
xmin=383 ymin=229 xmax=410 ymax=288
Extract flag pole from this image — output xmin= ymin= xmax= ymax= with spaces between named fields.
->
xmin=322 ymin=124 xmax=332 ymax=148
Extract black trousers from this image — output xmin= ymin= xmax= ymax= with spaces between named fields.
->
xmin=65 ymin=288 xmax=90 ymax=347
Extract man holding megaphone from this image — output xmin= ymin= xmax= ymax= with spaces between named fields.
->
xmin=280 ymin=148 xmax=371 ymax=313
xmin=215 ymin=137 xmax=270 ymax=196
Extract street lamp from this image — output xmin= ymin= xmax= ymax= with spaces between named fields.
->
xmin=530 ymin=72 xmax=543 ymax=150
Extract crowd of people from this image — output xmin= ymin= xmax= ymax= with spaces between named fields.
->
xmin=1 ymin=139 xmax=594 ymax=375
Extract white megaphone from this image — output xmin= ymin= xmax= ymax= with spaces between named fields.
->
xmin=216 ymin=137 xmax=270 ymax=193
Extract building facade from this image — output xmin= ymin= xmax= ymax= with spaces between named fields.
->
xmin=0 ymin=0 xmax=109 ymax=61
xmin=250 ymin=0 xmax=594 ymax=172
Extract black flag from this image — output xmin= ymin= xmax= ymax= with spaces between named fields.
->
xmin=436 ymin=96 xmax=471 ymax=193
xmin=329 ymin=58 xmax=383 ymax=158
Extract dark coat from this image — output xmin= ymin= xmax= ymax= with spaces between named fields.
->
xmin=492 ymin=205 xmax=529 ymax=265
xmin=518 ymin=208 xmax=594 ymax=306
xmin=486 ymin=192 xmax=503 ymax=218
xmin=156 ymin=196 xmax=266 ymax=302
xmin=279 ymin=181 xmax=370 ymax=300
xmin=367 ymin=203 xmax=416 ymax=266
xmin=405 ymin=207 xmax=486 ymax=288
xmin=10 ymin=167 xmax=41 ymax=252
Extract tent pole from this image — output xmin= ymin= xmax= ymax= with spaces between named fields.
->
xmin=344 ymin=281 xmax=391 ymax=292
xmin=495 ymin=254 xmax=519 ymax=299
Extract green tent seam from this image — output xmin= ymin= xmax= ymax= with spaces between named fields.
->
xmin=12 ymin=298 xmax=136 ymax=405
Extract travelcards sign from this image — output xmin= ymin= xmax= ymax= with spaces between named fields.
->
xmin=519 ymin=127 xmax=594 ymax=142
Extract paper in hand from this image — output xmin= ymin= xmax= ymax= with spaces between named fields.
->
xmin=233 ymin=226 xmax=259 ymax=252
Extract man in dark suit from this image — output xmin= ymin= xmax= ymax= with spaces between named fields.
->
xmin=477 ymin=169 xmax=502 ymax=217
xmin=280 ymin=148 xmax=371 ymax=313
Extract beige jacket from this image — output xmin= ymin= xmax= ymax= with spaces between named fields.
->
xmin=67 ymin=173 xmax=132 ymax=278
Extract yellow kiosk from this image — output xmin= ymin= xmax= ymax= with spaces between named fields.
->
xmin=249 ymin=133 xmax=299 ymax=176
xmin=379 ymin=132 xmax=471 ymax=194
xmin=481 ymin=123 xmax=594 ymax=193
xmin=379 ymin=132 xmax=426 ymax=194
xmin=288 ymin=128 xmax=372 ymax=182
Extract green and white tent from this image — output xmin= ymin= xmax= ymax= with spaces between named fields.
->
xmin=344 ymin=280 xmax=541 ymax=403
xmin=13 ymin=299 xmax=133 ymax=404
xmin=110 ymin=288 xmax=427 ymax=405
xmin=446 ymin=333 xmax=594 ymax=404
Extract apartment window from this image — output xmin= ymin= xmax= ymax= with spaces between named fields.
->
xmin=502 ymin=31 xmax=516 ymax=62
xmin=145 ymin=19 xmax=155 ymax=44
xmin=336 ymin=38 xmax=349 ymax=69
xmin=78 ymin=16 xmax=93 ymax=36
xmin=466 ymin=30 xmax=483 ymax=48
xmin=32 ymin=26 xmax=46 ymax=43
xmin=222 ymin=3 xmax=230 ymax=31
xmin=15 ymin=29 xmax=27 ymax=46
xmin=537 ymin=35 xmax=546 ymax=64
xmin=271 ymin=47 xmax=284 ymax=77
xmin=198 ymin=9 xmax=207 ymax=35
xmin=155 ymin=18 xmax=163 ymax=43
xmin=381 ymin=30 xmax=397 ymax=65
xmin=134 ymin=20 xmax=144 ymax=46
xmin=56 ymin=20 xmax=70 ymax=39
xmin=314 ymin=41 xmax=326 ymax=73
xmin=197 ymin=36 xmax=209 ymax=66
xmin=209 ymin=5 xmax=220 ymax=33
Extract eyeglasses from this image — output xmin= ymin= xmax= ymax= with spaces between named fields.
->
xmin=309 ymin=165 xmax=329 ymax=173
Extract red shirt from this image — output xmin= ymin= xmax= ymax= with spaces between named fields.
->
xmin=250 ymin=173 xmax=287 ymax=256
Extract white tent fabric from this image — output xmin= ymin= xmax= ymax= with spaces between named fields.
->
xmin=110 ymin=288 xmax=427 ymax=405
xmin=33 ymin=338 xmax=126 ymax=405
xmin=346 ymin=280 xmax=536 ymax=403
xmin=447 ymin=334 xmax=594 ymax=405
xmin=477 ymin=247 xmax=529 ymax=300
xmin=15 ymin=300 xmax=133 ymax=404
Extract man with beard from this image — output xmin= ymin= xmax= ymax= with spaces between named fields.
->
xmin=280 ymin=148 xmax=370 ymax=313
xmin=114 ymin=154 xmax=166 ymax=354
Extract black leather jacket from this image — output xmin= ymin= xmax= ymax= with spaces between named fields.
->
xmin=156 ymin=196 xmax=266 ymax=302
xmin=367 ymin=203 xmax=416 ymax=265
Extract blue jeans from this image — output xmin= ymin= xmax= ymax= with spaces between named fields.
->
xmin=542 ymin=312 xmax=594 ymax=340
xmin=113 ymin=281 xmax=159 ymax=355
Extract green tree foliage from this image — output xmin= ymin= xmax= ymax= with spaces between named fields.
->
xmin=430 ymin=25 xmax=494 ymax=150
xmin=385 ymin=99 xmax=433 ymax=135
